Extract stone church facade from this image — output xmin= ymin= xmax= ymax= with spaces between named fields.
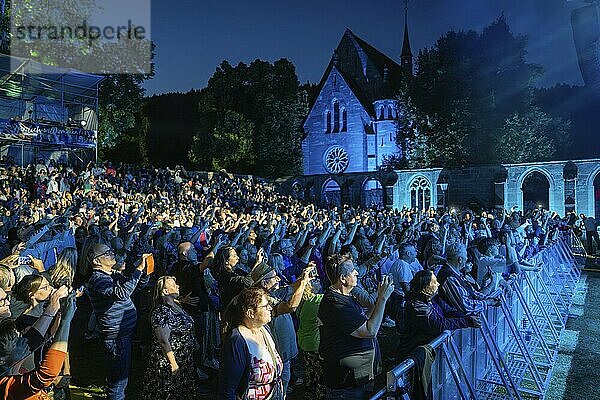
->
xmin=295 ymin=24 xmax=600 ymax=218
xmin=301 ymin=28 xmax=411 ymax=175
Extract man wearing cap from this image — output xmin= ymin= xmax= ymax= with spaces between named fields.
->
xmin=86 ymin=243 xmax=150 ymax=400
xmin=251 ymin=260 xmax=315 ymax=394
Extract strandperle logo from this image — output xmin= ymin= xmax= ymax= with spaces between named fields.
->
xmin=9 ymin=0 xmax=152 ymax=74
xmin=14 ymin=20 xmax=146 ymax=46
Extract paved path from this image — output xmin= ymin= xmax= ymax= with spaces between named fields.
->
xmin=547 ymin=271 xmax=600 ymax=400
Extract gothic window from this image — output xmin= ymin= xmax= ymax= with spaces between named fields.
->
xmin=326 ymin=111 xmax=331 ymax=133
xmin=379 ymin=106 xmax=385 ymax=120
xmin=387 ymin=105 xmax=393 ymax=119
xmin=342 ymin=109 xmax=347 ymax=132
xmin=409 ymin=176 xmax=432 ymax=211
xmin=333 ymin=101 xmax=340 ymax=132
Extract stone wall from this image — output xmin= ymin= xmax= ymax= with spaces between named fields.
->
xmin=283 ymin=158 xmax=600 ymax=217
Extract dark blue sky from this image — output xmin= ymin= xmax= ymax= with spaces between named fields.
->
xmin=144 ymin=0 xmax=586 ymax=95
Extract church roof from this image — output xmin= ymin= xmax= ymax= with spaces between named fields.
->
xmin=307 ymin=29 xmax=405 ymax=120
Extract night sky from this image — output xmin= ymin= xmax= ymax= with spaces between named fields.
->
xmin=144 ymin=0 xmax=586 ymax=96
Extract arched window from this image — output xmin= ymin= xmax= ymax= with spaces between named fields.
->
xmin=342 ymin=109 xmax=347 ymax=132
xmin=387 ymin=105 xmax=393 ymax=119
xmin=379 ymin=106 xmax=385 ymax=120
xmin=322 ymin=179 xmax=341 ymax=208
xmin=326 ymin=111 xmax=331 ymax=133
xmin=333 ymin=101 xmax=340 ymax=132
xmin=362 ymin=179 xmax=383 ymax=207
xmin=409 ymin=176 xmax=432 ymax=211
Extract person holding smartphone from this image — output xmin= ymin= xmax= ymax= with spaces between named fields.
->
xmin=86 ymin=243 xmax=151 ymax=400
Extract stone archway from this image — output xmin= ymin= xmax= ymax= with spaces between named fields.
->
xmin=362 ymin=178 xmax=383 ymax=208
xmin=521 ymin=170 xmax=550 ymax=212
xmin=322 ymin=179 xmax=341 ymax=208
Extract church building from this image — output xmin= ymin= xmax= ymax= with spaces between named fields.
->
xmin=301 ymin=23 xmax=413 ymax=176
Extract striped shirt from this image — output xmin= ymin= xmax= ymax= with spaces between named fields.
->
xmin=86 ymin=269 xmax=148 ymax=340
xmin=437 ymin=263 xmax=487 ymax=315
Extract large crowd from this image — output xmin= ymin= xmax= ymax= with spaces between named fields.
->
xmin=0 ymin=159 xmax=593 ymax=400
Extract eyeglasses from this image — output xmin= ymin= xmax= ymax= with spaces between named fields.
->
xmin=94 ymin=249 xmax=114 ymax=260
xmin=39 ymin=283 xmax=51 ymax=291
xmin=257 ymin=303 xmax=272 ymax=310
xmin=263 ymin=273 xmax=278 ymax=281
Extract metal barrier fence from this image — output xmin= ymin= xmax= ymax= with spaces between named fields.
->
xmin=371 ymin=235 xmax=580 ymax=400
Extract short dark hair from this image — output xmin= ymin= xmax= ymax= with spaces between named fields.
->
xmin=326 ymin=253 xmax=354 ymax=284
xmin=477 ymin=238 xmax=500 ymax=256
xmin=398 ymin=242 xmax=415 ymax=257
xmin=409 ymin=269 xmax=434 ymax=296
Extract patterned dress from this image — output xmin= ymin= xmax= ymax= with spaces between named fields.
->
xmin=141 ymin=304 xmax=199 ymax=399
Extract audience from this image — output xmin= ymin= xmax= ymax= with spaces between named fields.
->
xmin=0 ymin=159 xmax=574 ymax=400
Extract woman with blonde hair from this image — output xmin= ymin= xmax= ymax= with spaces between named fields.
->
xmin=49 ymin=247 xmax=78 ymax=288
xmin=141 ymin=276 xmax=199 ymax=399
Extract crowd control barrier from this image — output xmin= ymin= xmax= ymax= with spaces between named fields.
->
xmin=371 ymin=235 xmax=580 ymax=400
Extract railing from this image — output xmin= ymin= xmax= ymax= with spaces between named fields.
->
xmin=371 ymin=234 xmax=580 ymax=400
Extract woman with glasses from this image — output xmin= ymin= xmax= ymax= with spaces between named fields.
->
xmin=12 ymin=275 xmax=55 ymax=329
xmin=219 ymin=286 xmax=284 ymax=400
xmin=141 ymin=276 xmax=199 ymax=399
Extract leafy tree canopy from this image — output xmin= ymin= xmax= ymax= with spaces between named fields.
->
xmin=189 ymin=58 xmax=308 ymax=177
xmin=390 ymin=15 xmax=570 ymax=169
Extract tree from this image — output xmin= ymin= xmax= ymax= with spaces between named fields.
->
xmin=189 ymin=109 xmax=255 ymax=171
xmin=396 ymin=15 xmax=569 ymax=167
xmin=188 ymin=59 xmax=308 ymax=176
xmin=495 ymin=107 xmax=571 ymax=163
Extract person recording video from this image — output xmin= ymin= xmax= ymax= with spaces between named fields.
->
xmin=85 ymin=243 xmax=151 ymax=400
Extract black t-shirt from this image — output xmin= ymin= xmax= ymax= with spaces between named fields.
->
xmin=318 ymin=288 xmax=374 ymax=388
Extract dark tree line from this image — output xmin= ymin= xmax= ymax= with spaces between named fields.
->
xmin=388 ymin=16 xmax=572 ymax=169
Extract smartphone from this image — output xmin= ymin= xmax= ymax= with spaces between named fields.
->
xmin=17 ymin=256 xmax=32 ymax=265
xmin=145 ymin=254 xmax=155 ymax=274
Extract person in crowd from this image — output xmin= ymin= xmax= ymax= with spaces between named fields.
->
xmin=318 ymin=254 xmax=394 ymax=399
xmin=396 ymin=269 xmax=480 ymax=361
xmin=389 ymin=243 xmax=421 ymax=295
xmin=85 ymin=243 xmax=150 ymax=400
xmin=296 ymin=274 xmax=325 ymax=400
xmin=0 ymin=291 xmax=76 ymax=399
xmin=219 ymin=286 xmax=284 ymax=400
xmin=584 ymin=215 xmax=600 ymax=254
xmin=213 ymin=246 xmax=258 ymax=311
xmin=11 ymin=275 xmax=57 ymax=331
xmin=436 ymin=242 xmax=500 ymax=315
xmin=48 ymin=246 xmax=78 ymax=288
xmin=142 ymin=276 xmax=199 ymax=399
xmin=250 ymin=261 xmax=315 ymax=394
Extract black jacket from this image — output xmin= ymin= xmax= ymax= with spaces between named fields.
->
xmin=396 ymin=294 xmax=472 ymax=361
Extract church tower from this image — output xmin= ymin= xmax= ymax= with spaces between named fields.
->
xmin=400 ymin=0 xmax=413 ymax=75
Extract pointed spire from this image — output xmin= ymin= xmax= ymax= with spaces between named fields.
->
xmin=401 ymin=0 xmax=413 ymax=75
